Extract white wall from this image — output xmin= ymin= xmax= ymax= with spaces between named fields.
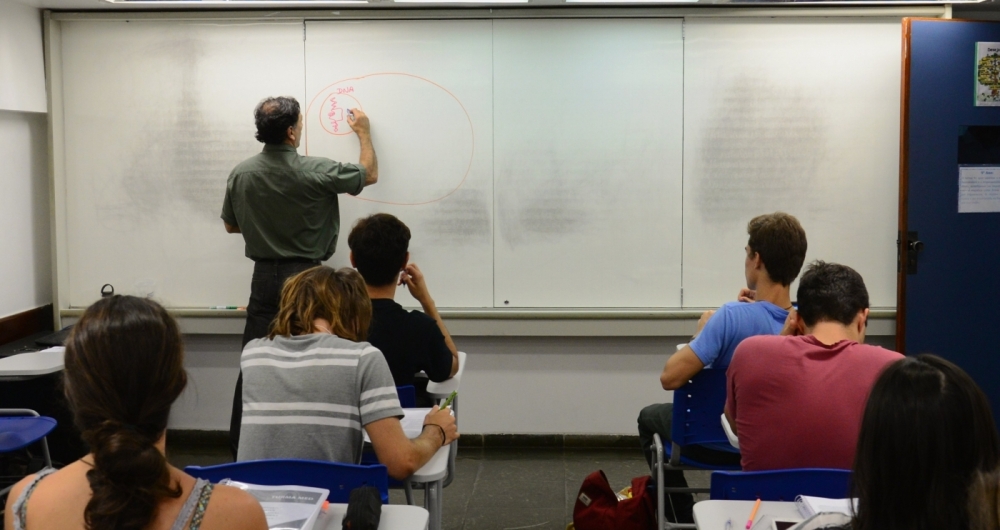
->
xmin=0 ymin=0 xmax=46 ymax=113
xmin=0 ymin=109 xmax=51 ymax=319
xmin=0 ymin=1 xmax=50 ymax=320
xmin=171 ymin=333 xmax=896 ymax=434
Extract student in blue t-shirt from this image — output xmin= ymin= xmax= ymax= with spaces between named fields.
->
xmin=637 ymin=212 xmax=807 ymax=524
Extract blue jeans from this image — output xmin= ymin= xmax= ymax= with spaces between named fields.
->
xmin=229 ymin=259 xmax=319 ymax=459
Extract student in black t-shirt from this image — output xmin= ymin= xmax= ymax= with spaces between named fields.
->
xmin=347 ymin=214 xmax=459 ymax=405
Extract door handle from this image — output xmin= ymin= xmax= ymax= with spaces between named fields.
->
xmin=906 ymin=232 xmax=923 ymax=274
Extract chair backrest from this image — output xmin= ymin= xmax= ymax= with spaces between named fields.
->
xmin=184 ymin=459 xmax=389 ymax=504
xmin=0 ymin=416 xmax=57 ymax=453
xmin=396 ymin=385 xmax=417 ymax=408
xmin=671 ymin=368 xmax=730 ymax=447
xmin=710 ymin=469 xmax=853 ymax=501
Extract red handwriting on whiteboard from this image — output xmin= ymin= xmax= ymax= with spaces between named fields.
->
xmin=327 ymin=96 xmax=343 ymax=133
xmin=336 ymin=86 xmax=355 ymax=94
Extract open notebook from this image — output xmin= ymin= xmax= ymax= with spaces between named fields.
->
xmin=795 ymin=495 xmax=858 ymax=518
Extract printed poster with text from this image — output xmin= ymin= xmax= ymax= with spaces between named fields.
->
xmin=977 ymin=42 xmax=1000 ymax=106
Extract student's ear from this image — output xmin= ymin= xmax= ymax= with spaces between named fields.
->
xmin=403 ymin=251 xmax=410 ymax=269
xmin=857 ymin=308 xmax=870 ymax=334
xmin=349 ymin=251 xmax=356 ymax=268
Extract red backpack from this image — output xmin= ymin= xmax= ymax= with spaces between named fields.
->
xmin=573 ymin=470 xmax=656 ymax=530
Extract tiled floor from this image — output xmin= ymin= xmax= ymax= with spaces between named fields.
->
xmin=167 ymin=442 xmax=710 ymax=530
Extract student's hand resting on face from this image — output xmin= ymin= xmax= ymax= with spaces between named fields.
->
xmin=423 ymin=405 xmax=459 ymax=446
xmin=781 ymin=309 xmax=802 ymax=336
xmin=400 ymin=263 xmax=433 ymax=307
xmin=737 ymin=288 xmax=756 ymax=303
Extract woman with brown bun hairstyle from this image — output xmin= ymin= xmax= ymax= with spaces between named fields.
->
xmin=3 ymin=295 xmax=267 ymax=530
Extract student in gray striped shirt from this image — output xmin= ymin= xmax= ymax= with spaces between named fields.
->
xmin=238 ymin=266 xmax=458 ymax=479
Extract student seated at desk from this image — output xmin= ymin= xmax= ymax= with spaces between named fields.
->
xmin=637 ymin=212 xmax=807 ymax=523
xmin=237 ymin=266 xmax=459 ymax=480
xmin=347 ymin=213 xmax=458 ymax=406
xmin=4 ymin=296 xmax=268 ymax=530
xmin=798 ymin=354 xmax=1000 ymax=530
xmin=724 ymin=261 xmax=901 ymax=471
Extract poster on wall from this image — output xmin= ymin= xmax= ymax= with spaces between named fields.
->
xmin=958 ymin=126 xmax=1000 ymax=213
xmin=976 ymin=42 xmax=1000 ymax=106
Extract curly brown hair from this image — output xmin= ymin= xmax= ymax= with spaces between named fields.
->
xmin=269 ymin=266 xmax=372 ymax=342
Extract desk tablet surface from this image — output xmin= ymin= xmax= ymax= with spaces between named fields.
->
xmin=693 ymin=500 xmax=802 ymax=530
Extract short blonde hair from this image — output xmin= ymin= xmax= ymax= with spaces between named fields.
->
xmin=269 ymin=266 xmax=371 ymax=342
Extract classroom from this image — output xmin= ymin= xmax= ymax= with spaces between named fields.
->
xmin=2 ymin=0 xmax=1000 ymax=528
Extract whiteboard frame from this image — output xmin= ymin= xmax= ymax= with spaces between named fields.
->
xmin=55 ymin=307 xmax=897 ymax=336
xmin=47 ymin=6 xmax=945 ymax=21
xmin=45 ymin=7 xmax=938 ymax=332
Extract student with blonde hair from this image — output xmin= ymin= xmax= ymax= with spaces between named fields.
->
xmin=237 ymin=266 xmax=457 ymax=479
xmin=4 ymin=296 xmax=267 ymax=530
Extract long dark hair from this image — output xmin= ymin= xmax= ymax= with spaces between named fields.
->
xmin=64 ymin=295 xmax=188 ymax=530
xmin=852 ymin=354 xmax=1000 ymax=530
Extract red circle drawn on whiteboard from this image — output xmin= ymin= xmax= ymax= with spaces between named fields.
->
xmin=318 ymin=92 xmax=362 ymax=136
xmin=305 ymin=72 xmax=475 ymax=206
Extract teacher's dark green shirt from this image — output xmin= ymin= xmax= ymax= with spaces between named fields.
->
xmin=221 ymin=144 xmax=366 ymax=261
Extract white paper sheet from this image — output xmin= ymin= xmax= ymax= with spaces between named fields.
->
xmin=222 ymin=481 xmax=329 ymax=530
xmin=959 ymin=166 xmax=1000 ymax=213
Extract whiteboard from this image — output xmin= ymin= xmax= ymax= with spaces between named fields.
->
xmin=304 ymin=20 xmax=494 ymax=308
xmin=60 ymin=20 xmax=305 ymax=307
xmin=682 ymin=18 xmax=901 ymax=308
xmin=492 ymin=19 xmax=684 ymax=307
xmin=52 ymin=16 xmax=903 ymax=311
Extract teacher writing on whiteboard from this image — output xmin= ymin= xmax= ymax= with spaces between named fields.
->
xmin=221 ymin=96 xmax=378 ymax=458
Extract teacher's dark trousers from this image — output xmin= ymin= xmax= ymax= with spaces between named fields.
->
xmin=230 ymin=258 xmax=319 ymax=460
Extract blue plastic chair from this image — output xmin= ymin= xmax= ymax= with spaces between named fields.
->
xmin=184 ymin=459 xmax=389 ymax=504
xmin=652 ymin=368 xmax=741 ymax=529
xmin=710 ymin=469 xmax=853 ymax=501
xmin=666 ymin=368 xmax=741 ymax=468
xmin=396 ymin=385 xmax=417 ymax=409
xmin=0 ymin=409 xmax=56 ymax=496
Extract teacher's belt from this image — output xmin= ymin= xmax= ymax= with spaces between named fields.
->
xmin=252 ymin=257 xmax=321 ymax=265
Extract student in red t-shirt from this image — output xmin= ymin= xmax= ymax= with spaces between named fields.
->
xmin=724 ymin=261 xmax=902 ymax=471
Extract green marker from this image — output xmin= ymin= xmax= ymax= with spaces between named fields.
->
xmin=441 ymin=391 xmax=458 ymax=409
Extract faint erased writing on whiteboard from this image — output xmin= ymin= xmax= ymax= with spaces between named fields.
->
xmin=958 ymin=166 xmax=1000 ymax=213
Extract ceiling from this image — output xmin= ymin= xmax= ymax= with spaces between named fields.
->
xmin=6 ymin=0 xmax=998 ymax=15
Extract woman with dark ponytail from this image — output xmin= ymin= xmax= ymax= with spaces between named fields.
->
xmin=4 ymin=295 xmax=267 ymax=530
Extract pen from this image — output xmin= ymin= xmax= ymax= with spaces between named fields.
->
xmin=746 ymin=498 xmax=761 ymax=530
xmin=209 ymin=306 xmax=242 ymax=310
xmin=441 ymin=391 xmax=458 ymax=409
